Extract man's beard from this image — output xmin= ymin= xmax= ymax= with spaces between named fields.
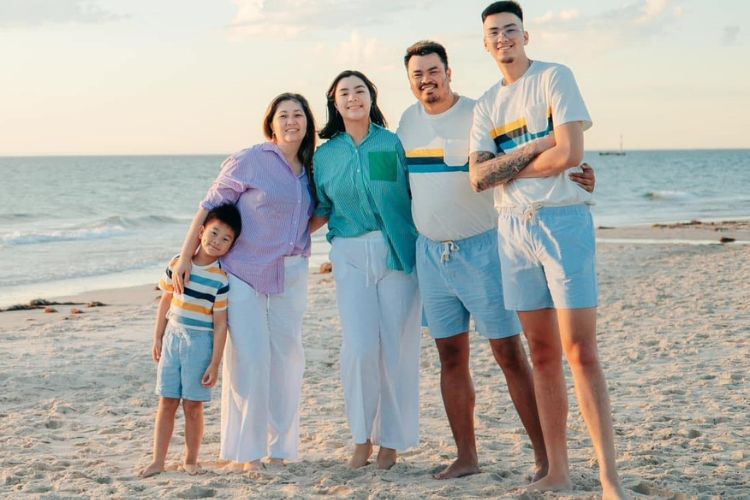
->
xmin=424 ymin=93 xmax=441 ymax=104
xmin=501 ymin=56 xmax=515 ymax=64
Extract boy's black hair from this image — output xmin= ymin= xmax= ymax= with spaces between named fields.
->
xmin=481 ymin=1 xmax=523 ymax=22
xmin=204 ymin=203 xmax=242 ymax=242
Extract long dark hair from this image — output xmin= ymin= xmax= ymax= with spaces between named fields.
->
xmin=318 ymin=70 xmax=387 ymax=140
xmin=262 ymin=93 xmax=317 ymax=200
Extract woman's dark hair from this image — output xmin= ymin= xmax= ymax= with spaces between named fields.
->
xmin=318 ymin=70 xmax=387 ymax=140
xmin=263 ymin=93 xmax=316 ymax=170
xmin=262 ymin=93 xmax=317 ymax=200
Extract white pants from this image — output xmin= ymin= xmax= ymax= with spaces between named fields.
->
xmin=220 ymin=256 xmax=308 ymax=462
xmin=330 ymin=232 xmax=421 ymax=450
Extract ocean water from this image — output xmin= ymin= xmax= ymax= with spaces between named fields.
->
xmin=1 ymin=150 xmax=748 ymax=307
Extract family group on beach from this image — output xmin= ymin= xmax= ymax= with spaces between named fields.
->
xmin=138 ymin=2 xmax=626 ymax=498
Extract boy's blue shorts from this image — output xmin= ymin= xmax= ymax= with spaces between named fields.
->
xmin=155 ymin=322 xmax=213 ymax=402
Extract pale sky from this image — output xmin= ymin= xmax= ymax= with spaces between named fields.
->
xmin=1 ymin=0 xmax=747 ymax=155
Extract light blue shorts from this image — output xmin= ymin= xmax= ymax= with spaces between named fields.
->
xmin=155 ymin=322 xmax=214 ymax=402
xmin=416 ymin=229 xmax=522 ymax=340
xmin=497 ymin=204 xmax=598 ymax=311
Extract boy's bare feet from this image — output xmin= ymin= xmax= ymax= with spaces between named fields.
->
xmin=376 ymin=447 xmax=397 ymax=470
xmin=182 ymin=463 xmax=203 ymax=475
xmin=348 ymin=442 xmax=373 ymax=468
xmin=138 ymin=461 xmax=165 ymax=478
xmin=433 ymin=458 xmax=480 ymax=479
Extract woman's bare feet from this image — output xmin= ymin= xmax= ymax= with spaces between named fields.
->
xmin=376 ymin=447 xmax=397 ymax=470
xmin=222 ymin=461 xmax=246 ymax=473
xmin=244 ymin=460 xmax=264 ymax=472
xmin=433 ymin=458 xmax=480 ymax=479
xmin=266 ymin=458 xmax=286 ymax=469
xmin=348 ymin=442 xmax=373 ymax=468
xmin=138 ymin=461 xmax=165 ymax=478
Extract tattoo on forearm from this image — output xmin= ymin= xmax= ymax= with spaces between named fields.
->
xmin=471 ymin=146 xmax=540 ymax=191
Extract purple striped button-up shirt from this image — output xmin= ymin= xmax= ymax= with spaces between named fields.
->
xmin=200 ymin=143 xmax=313 ymax=295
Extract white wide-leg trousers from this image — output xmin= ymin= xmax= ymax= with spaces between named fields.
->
xmin=330 ymin=232 xmax=421 ymax=451
xmin=220 ymin=256 xmax=308 ymax=462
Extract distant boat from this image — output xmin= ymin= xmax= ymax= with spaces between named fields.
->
xmin=599 ymin=134 xmax=626 ymax=156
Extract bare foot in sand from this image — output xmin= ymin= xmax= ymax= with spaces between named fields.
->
xmin=222 ymin=461 xmax=247 ymax=473
xmin=348 ymin=442 xmax=373 ymax=468
xmin=433 ymin=459 xmax=480 ymax=479
xmin=182 ymin=463 xmax=203 ymax=475
xmin=138 ymin=461 xmax=165 ymax=478
xmin=531 ymin=461 xmax=549 ymax=482
xmin=244 ymin=460 xmax=264 ymax=472
xmin=526 ymin=474 xmax=573 ymax=493
xmin=602 ymin=483 xmax=628 ymax=500
xmin=376 ymin=447 xmax=397 ymax=470
xmin=266 ymin=458 xmax=286 ymax=469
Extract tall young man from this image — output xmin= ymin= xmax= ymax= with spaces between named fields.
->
xmin=396 ymin=40 xmax=594 ymax=481
xmin=469 ymin=2 xmax=625 ymax=498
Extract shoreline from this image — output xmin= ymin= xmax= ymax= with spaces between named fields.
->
xmin=3 ymin=218 xmax=749 ymax=312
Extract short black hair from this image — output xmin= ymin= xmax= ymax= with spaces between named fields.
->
xmin=404 ymin=40 xmax=449 ymax=69
xmin=481 ymin=1 xmax=523 ymax=23
xmin=204 ymin=203 xmax=241 ymax=242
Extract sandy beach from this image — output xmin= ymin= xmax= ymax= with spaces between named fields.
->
xmin=1 ymin=221 xmax=748 ymax=498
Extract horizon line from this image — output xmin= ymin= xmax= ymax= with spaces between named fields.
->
xmin=1 ymin=147 xmax=749 ymax=158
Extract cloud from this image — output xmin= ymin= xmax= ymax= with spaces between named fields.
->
xmin=228 ymin=0 xmax=425 ymax=38
xmin=0 ymin=0 xmax=120 ymax=28
xmin=530 ymin=0 xmax=685 ymax=51
xmin=722 ymin=25 xmax=740 ymax=46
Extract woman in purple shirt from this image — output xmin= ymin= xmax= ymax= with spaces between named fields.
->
xmin=172 ymin=93 xmax=316 ymax=471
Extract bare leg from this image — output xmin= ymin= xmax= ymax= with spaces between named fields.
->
xmin=348 ymin=440 xmax=373 ymax=469
xmin=432 ymin=333 xmax=481 ymax=479
xmin=489 ymin=335 xmax=548 ymax=481
xmin=139 ymin=397 xmax=180 ymax=478
xmin=182 ymin=400 xmax=204 ymax=474
xmin=557 ymin=308 xmax=625 ymax=499
xmin=376 ymin=446 xmax=398 ymax=470
xmin=519 ymin=309 xmax=573 ymax=492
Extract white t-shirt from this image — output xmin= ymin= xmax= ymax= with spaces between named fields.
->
xmin=397 ymin=96 xmax=497 ymax=241
xmin=470 ymin=60 xmax=593 ymax=208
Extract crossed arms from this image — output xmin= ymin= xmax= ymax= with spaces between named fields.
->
xmin=468 ymin=121 xmax=585 ymax=192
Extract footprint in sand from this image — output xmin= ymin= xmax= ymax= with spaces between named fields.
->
xmin=174 ymin=485 xmax=216 ymax=498
xmin=44 ymin=419 xmax=63 ymax=429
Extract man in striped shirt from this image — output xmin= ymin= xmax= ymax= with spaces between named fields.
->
xmin=140 ymin=204 xmax=240 ymax=478
xmin=397 ymin=40 xmax=595 ymax=481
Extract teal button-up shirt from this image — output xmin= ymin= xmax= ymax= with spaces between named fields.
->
xmin=313 ymin=124 xmax=417 ymax=273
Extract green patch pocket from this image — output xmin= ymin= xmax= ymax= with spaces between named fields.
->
xmin=368 ymin=151 xmax=397 ymax=181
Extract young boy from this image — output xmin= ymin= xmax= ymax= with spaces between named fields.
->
xmin=139 ymin=204 xmax=241 ymax=478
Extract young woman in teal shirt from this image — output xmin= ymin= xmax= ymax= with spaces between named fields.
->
xmin=310 ymin=71 xmax=421 ymax=470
